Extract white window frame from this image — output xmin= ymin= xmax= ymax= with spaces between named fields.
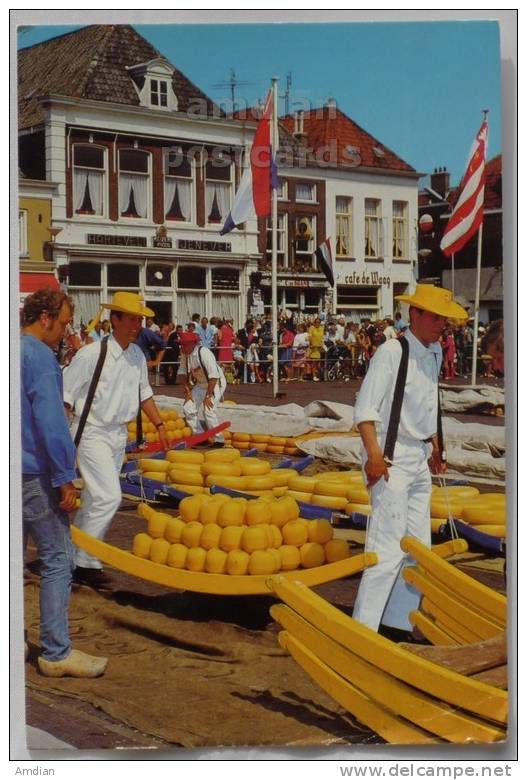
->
xmin=150 ymin=78 xmax=169 ymax=108
xmin=336 ymin=196 xmax=353 ymax=257
xmin=276 ymin=178 xmax=288 ymax=201
xmin=295 ymin=181 xmax=316 ymax=203
xmin=266 ymin=213 xmax=288 ymax=267
xmin=118 ymin=148 xmax=152 ymax=222
xmin=294 ymin=214 xmax=317 ymax=269
xmin=364 ymin=198 xmax=383 ymax=259
xmin=19 ymin=209 xmax=28 ymax=257
xmin=392 ymin=200 xmax=409 ymax=260
xmin=163 ymin=148 xmax=195 ymax=223
xmin=72 ymin=143 xmax=108 ymax=219
xmin=205 ymin=159 xmax=233 ymax=226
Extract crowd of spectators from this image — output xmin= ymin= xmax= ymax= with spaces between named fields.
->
xmin=60 ymin=310 xmax=504 ymax=384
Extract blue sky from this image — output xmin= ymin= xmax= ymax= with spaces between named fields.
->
xmin=17 ymin=21 xmax=502 ymax=183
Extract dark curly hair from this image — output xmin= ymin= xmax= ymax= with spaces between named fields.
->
xmin=22 ymin=288 xmax=74 ymax=326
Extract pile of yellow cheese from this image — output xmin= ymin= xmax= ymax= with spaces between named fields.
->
xmin=226 ymin=431 xmax=301 ymax=456
xmin=430 ymin=486 xmax=506 ymax=537
xmin=132 ymin=494 xmax=350 ymax=575
xmin=128 ymin=408 xmax=192 ymax=445
xmin=138 ymin=448 xmax=302 ymax=497
xmin=283 ymin=469 xmax=370 ymax=514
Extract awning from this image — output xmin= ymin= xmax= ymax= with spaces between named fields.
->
xmin=20 ymin=272 xmax=61 ymax=293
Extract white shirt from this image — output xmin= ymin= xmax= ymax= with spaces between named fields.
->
xmin=181 ymin=345 xmax=226 ymax=389
xmin=384 ymin=325 xmax=398 ymax=340
xmin=335 ymin=323 xmax=345 ymax=341
xmin=293 ymin=332 xmax=310 ymax=349
xmin=354 ymin=328 xmax=442 ymax=442
xmin=63 ymin=335 xmax=153 ymax=426
xmin=149 ymin=323 xmax=160 ymax=333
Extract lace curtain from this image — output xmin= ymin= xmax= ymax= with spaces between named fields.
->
xmin=164 ymin=178 xmax=192 ymax=220
xmin=206 ymin=181 xmax=231 ymax=222
xmin=74 ymin=170 xmax=103 ymax=214
xmin=176 ymin=292 xmax=206 ymax=327
xmin=211 ymin=293 xmax=239 ymax=328
xmin=69 ymin=290 xmax=101 ymax=328
xmin=119 ymin=173 xmax=149 ymax=218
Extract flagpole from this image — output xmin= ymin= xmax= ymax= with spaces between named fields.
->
xmin=451 ymin=252 xmax=455 ymax=298
xmin=470 ymin=223 xmax=483 ymax=386
xmin=271 ymin=77 xmax=279 ymax=399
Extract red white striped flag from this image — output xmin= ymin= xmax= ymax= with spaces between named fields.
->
xmin=440 ymin=119 xmax=489 ymax=257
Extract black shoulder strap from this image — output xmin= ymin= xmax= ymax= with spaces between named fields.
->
xmin=136 ymin=385 xmax=144 ymax=446
xmin=197 ymin=346 xmax=209 ymax=381
xmin=437 ymin=385 xmax=445 ymax=461
xmin=74 ymin=336 xmax=109 ymax=448
xmin=383 ymin=337 xmax=409 ymax=464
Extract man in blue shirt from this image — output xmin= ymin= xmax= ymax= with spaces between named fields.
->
xmin=135 ymin=323 xmax=166 ymax=368
xmin=196 ymin=316 xmax=216 ymax=349
xmin=21 ymin=289 xmax=107 ymax=678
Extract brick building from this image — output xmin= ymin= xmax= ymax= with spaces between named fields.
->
xmin=18 ymin=24 xmax=263 ymax=327
xmin=418 ymin=155 xmax=503 ymax=322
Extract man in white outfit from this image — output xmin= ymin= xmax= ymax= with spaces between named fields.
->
xmin=180 ymin=331 xmax=226 ymax=447
xmin=352 ymin=285 xmax=467 ymax=639
xmin=63 ymin=292 xmax=168 ymax=587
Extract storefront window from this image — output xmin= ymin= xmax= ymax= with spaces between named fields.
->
xmin=107 ymin=264 xmax=140 ymax=288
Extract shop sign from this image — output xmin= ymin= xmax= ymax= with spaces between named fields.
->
xmin=339 ymin=270 xmax=391 ymax=288
xmin=87 ymin=234 xmax=147 ymax=247
xmin=178 ymin=239 xmax=231 ymax=252
xmin=153 ymin=226 xmax=173 ymax=248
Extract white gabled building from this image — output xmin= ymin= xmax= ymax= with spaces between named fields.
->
xmin=18 ymin=24 xmax=262 ymax=328
xmin=281 ymin=101 xmax=420 ymax=320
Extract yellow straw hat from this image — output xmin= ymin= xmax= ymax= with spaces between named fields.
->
xmin=101 ymin=291 xmax=154 ymax=317
xmin=395 ymin=284 xmax=468 ymax=320
xmin=87 ymin=292 xmax=154 ymax=332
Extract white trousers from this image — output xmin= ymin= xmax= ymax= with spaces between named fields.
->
xmin=183 ymin=384 xmax=225 ymax=441
xmin=352 ymin=438 xmax=432 ymax=632
xmin=73 ymin=421 xmax=128 ymax=569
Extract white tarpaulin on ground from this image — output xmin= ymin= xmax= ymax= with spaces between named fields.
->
xmin=439 ymin=384 xmax=504 ymax=413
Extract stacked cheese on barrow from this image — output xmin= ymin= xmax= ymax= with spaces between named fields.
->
xmin=429 ymin=487 xmax=507 ymax=537
xmin=225 ymin=431 xmax=301 ymax=456
xmin=132 ymin=494 xmax=350 ymax=576
xmin=128 ymin=408 xmax=192 ymax=445
xmin=139 ymin=448 xmax=301 ymax=498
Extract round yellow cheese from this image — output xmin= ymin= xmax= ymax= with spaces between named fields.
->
xmin=268 ymin=500 xmax=290 ymax=528
xmin=181 ymin=521 xmax=204 ymax=548
xmin=166 ymin=450 xmax=205 ymax=465
xmin=231 ymin=441 xmax=251 ymax=450
xmin=279 ymin=496 xmax=300 ymax=521
xmin=219 ymin=525 xmax=245 ymax=552
xmin=267 ymin=548 xmax=282 ymax=573
xmin=270 ymin=468 xmax=297 ymax=488
xmin=164 ymin=517 xmax=186 ymax=544
xmin=430 ymin=497 xmax=466 ymax=517
xmin=169 ymin=469 xmax=204 ymax=487
xmin=300 ymin=542 xmax=325 ymax=569
xmin=272 ymin=486 xmax=289 ymax=498
xmin=167 ymin=543 xmax=187 ymax=569
xmin=267 ymin=524 xmax=283 ymax=549
xmin=245 ymin=476 xmax=275 ymax=491
xmin=434 ymin=486 xmax=480 ymax=500
xmin=307 ymin=519 xmax=333 ymax=544
xmin=346 ymin=502 xmax=372 ymax=515
xmin=179 ymin=495 xmax=206 ymax=523
xmin=139 ymin=458 xmax=170 ymax=473
xmin=311 ymin=494 xmax=348 ymax=511
xmin=284 ymin=447 xmax=300 ymax=456
xmin=430 ymin=517 xmax=447 ymax=533
xmin=269 ymin=436 xmax=287 ymax=446
xmin=199 ymin=499 xmax=221 ymax=525
xmin=205 ymin=547 xmax=228 ymax=574
xmin=201 ymin=462 xmax=242 ymax=477
xmin=137 ymin=502 xmax=156 ymax=520
xmin=226 ymin=549 xmax=250 ymax=575
xmin=324 ymin=539 xmax=350 ymax=563
xmin=278 ymin=545 xmax=301 ymax=571
xmin=217 ymin=500 xmax=246 ymax=527
xmin=132 ymin=532 xmax=152 ymax=559
xmin=346 ymin=487 xmax=370 ymax=504
xmin=147 ymin=512 xmax=170 ymax=539
xmin=204 ymin=474 xmax=247 ymax=490
xmin=248 ymin=550 xmax=276 ymax=575
xmin=232 ymin=432 xmax=250 ymax=442
xmin=266 ymin=445 xmax=285 ymax=454
xmin=149 ymin=538 xmax=171 ymax=565
xmin=241 ymin=526 xmax=269 ymax=553
xmin=282 ymin=520 xmax=309 ymax=547
xmin=204 ymin=447 xmax=241 ymax=463
xmin=142 ymin=472 xmax=169 ymax=483
xmin=286 ymin=490 xmax=313 ymax=504
xmin=250 ymin=434 xmax=270 ymax=444
xmin=288 ymin=475 xmax=317 ymax=493
xmin=314 ymin=481 xmax=349 ymax=498
xmin=186 ymin=547 xmax=207 ymax=572
xmin=200 ymin=523 xmax=222 ymax=550
xmin=462 ymin=506 xmax=506 ymax=526
xmin=172 ymin=484 xmax=207 ymax=496
xmin=239 ymin=459 xmax=272 ymax=476
xmin=245 ymin=499 xmax=272 ymax=526
xmin=471 ymin=524 xmax=506 ymax=537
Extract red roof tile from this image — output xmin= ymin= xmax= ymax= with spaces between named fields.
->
xmin=281 ymin=106 xmax=416 ymax=174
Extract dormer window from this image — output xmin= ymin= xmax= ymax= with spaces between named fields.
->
xmin=150 ymin=79 xmax=168 ymax=108
xmin=127 ymin=59 xmax=178 ymax=111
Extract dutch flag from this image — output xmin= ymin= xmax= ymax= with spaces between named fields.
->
xmin=221 ymin=90 xmax=278 ymax=235
xmin=314 ymin=238 xmax=334 ymax=287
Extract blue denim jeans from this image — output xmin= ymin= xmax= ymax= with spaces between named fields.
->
xmin=23 ymin=474 xmax=76 ymax=660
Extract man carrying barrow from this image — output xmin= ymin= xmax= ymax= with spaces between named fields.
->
xmin=352 ymin=284 xmax=468 ymax=641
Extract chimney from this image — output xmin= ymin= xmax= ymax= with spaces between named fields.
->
xmin=430 ymin=166 xmax=450 ymax=199
xmin=293 ymin=110 xmax=306 ymax=142
xmin=326 ymin=97 xmax=337 ymax=118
